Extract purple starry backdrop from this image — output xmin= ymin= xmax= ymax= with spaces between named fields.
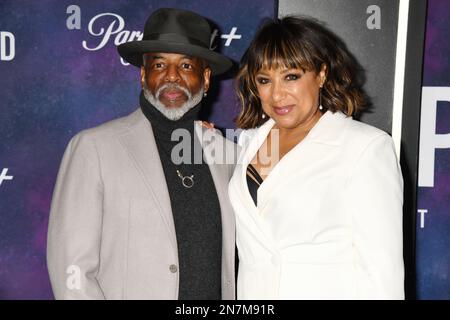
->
xmin=416 ymin=0 xmax=450 ymax=300
xmin=0 ymin=0 xmax=275 ymax=299
xmin=3 ymin=0 xmax=449 ymax=301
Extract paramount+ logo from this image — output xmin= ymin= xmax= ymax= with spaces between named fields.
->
xmin=65 ymin=5 xmax=242 ymax=66
xmin=0 ymin=31 xmax=15 ymax=61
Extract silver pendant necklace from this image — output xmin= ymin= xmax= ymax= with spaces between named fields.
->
xmin=176 ymin=169 xmax=194 ymax=188
xmin=158 ymin=141 xmax=195 ymax=189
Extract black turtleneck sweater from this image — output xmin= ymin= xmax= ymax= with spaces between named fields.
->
xmin=140 ymin=92 xmax=222 ymax=300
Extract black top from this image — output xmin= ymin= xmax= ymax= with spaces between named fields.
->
xmin=246 ymin=164 xmax=264 ymax=206
xmin=140 ymin=91 xmax=222 ymax=300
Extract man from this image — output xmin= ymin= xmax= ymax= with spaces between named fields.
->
xmin=47 ymin=8 xmax=238 ymax=300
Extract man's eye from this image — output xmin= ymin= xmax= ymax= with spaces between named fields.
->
xmin=182 ymin=63 xmax=193 ymax=69
xmin=153 ymin=63 xmax=163 ymax=69
xmin=256 ymin=78 xmax=269 ymax=85
xmin=286 ymin=74 xmax=299 ymax=81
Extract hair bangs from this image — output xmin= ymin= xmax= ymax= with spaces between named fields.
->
xmin=250 ymin=30 xmax=315 ymax=75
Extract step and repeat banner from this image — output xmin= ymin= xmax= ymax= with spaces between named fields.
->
xmin=0 ymin=0 xmax=275 ymax=299
xmin=417 ymin=0 xmax=450 ymax=300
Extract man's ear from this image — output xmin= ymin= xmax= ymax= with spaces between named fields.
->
xmin=140 ymin=67 xmax=146 ymax=88
xmin=203 ymin=66 xmax=212 ymax=93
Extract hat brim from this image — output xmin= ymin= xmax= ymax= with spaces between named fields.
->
xmin=117 ymin=40 xmax=232 ymax=75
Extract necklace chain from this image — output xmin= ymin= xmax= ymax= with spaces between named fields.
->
xmin=157 ymin=141 xmax=195 ymax=189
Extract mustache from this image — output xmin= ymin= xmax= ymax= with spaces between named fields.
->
xmin=156 ymin=83 xmax=191 ymax=99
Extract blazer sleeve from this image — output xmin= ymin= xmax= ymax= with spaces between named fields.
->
xmin=347 ymin=133 xmax=404 ymax=299
xmin=47 ymin=132 xmax=105 ymax=299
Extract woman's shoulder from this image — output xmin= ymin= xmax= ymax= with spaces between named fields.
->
xmin=320 ymin=111 xmax=392 ymax=151
xmin=343 ymin=114 xmax=391 ymax=144
xmin=335 ymin=114 xmax=398 ymax=162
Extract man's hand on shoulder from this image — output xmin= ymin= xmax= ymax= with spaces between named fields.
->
xmin=201 ymin=121 xmax=215 ymax=130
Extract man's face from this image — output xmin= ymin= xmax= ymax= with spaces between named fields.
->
xmin=141 ymin=52 xmax=211 ymax=109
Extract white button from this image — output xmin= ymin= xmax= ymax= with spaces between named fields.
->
xmin=169 ymin=264 xmax=178 ymax=273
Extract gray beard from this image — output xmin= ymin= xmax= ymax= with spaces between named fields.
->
xmin=143 ymin=83 xmax=204 ymax=121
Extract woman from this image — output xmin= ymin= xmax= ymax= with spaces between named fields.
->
xmin=228 ymin=16 xmax=404 ymax=299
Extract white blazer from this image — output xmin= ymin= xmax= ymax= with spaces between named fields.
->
xmin=228 ymin=110 xmax=404 ymax=300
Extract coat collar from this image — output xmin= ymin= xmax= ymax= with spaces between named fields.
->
xmin=237 ymin=110 xmax=352 ymax=222
xmin=307 ymin=110 xmax=350 ymax=146
xmin=258 ymin=110 xmax=349 ymax=146
xmin=240 ymin=110 xmax=350 ymax=167
xmin=232 ymin=111 xmax=352 ymax=252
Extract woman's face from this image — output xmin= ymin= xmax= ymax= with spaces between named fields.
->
xmin=255 ymin=65 xmax=326 ymax=131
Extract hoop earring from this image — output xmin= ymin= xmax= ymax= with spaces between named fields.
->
xmin=262 ymin=113 xmax=266 ymax=119
xmin=203 ymin=92 xmax=208 ymax=98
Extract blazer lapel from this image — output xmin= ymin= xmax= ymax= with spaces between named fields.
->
xmin=257 ymin=111 xmax=349 ymax=212
xmin=118 ymin=109 xmax=177 ymax=251
xmin=239 ymin=117 xmax=275 ymax=213
xmin=234 ymin=118 xmax=280 ymax=251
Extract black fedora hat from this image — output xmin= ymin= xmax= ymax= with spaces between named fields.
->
xmin=117 ymin=8 xmax=232 ymax=75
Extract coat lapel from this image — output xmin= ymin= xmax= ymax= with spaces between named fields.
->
xmin=117 ymin=113 xmax=243 ymax=257
xmin=234 ymin=118 xmax=280 ymax=251
xmin=118 ymin=109 xmax=177 ymax=251
xmin=232 ymin=111 xmax=350 ymax=251
xmin=257 ymin=111 xmax=349 ymax=212
xmin=194 ymin=122 xmax=236 ymax=225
